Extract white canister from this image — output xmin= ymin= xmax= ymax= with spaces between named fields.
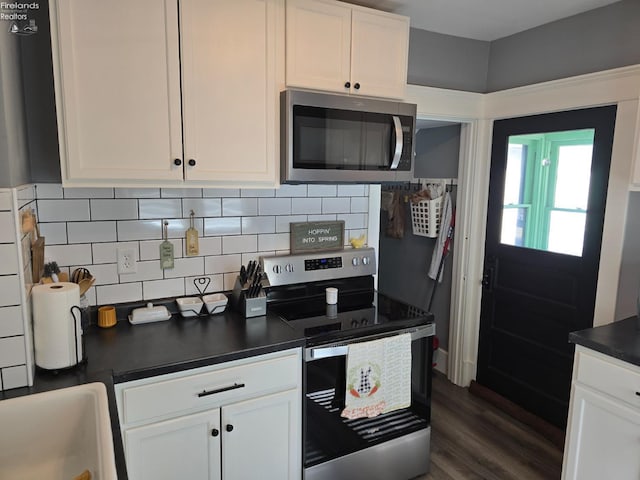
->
xmin=32 ymin=282 xmax=82 ymax=370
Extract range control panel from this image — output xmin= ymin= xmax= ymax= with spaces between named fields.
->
xmin=261 ymin=248 xmax=377 ymax=286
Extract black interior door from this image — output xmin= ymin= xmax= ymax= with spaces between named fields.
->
xmin=476 ymin=105 xmax=617 ymax=428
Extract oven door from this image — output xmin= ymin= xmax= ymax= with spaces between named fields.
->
xmin=303 ymin=324 xmax=434 ymax=480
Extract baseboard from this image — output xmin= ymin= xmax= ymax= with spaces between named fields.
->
xmin=468 ymin=380 xmax=566 ymax=450
xmin=434 ymin=348 xmax=448 ymax=376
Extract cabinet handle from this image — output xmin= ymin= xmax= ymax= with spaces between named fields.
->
xmin=344 ymin=81 xmax=351 ymax=89
xmin=173 ymin=158 xmax=182 ymax=166
xmin=226 ymin=424 xmax=234 ymax=432
xmin=211 ymin=428 xmax=219 ymax=437
xmin=354 ymin=82 xmax=360 ymax=90
xmin=636 ymin=391 xmax=640 ymax=397
xmin=188 ymin=159 xmax=196 ymax=167
xmin=197 ymin=382 xmax=245 ymax=398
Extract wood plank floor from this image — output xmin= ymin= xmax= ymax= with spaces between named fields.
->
xmin=417 ymin=372 xmax=564 ymax=480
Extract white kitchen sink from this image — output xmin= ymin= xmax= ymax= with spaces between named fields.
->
xmin=0 ymin=382 xmax=117 ymax=479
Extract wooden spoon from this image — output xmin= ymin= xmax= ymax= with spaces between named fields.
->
xmin=78 ymin=276 xmax=95 ymax=296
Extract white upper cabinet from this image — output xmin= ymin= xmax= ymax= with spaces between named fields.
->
xmin=51 ymin=0 xmax=184 ymax=183
xmin=180 ymin=0 xmax=281 ymax=185
xmin=50 ymin=0 xmax=284 ymax=187
xmin=285 ymin=0 xmax=409 ymax=99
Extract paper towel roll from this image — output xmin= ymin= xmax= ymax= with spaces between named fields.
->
xmin=32 ymin=282 xmax=82 ymax=370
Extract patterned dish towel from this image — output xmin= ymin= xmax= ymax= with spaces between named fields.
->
xmin=341 ymin=333 xmax=412 ymax=419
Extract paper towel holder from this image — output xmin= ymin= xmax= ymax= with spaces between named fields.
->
xmin=69 ymin=305 xmax=88 ymax=367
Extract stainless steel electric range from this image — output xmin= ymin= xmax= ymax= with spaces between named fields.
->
xmin=260 ymin=248 xmax=435 ymax=480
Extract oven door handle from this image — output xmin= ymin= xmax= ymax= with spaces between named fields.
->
xmin=304 ymin=324 xmax=435 ymax=362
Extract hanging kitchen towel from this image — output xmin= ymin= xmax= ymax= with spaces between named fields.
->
xmin=341 ymin=333 xmax=412 ymax=419
xmin=428 ymin=190 xmax=453 ymax=282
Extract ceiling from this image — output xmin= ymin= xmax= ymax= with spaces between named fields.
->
xmin=344 ymin=0 xmax=621 ymax=41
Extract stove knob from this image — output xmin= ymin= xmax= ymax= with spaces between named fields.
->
xmin=272 ymin=265 xmax=282 ymax=274
xmin=361 ymin=318 xmax=368 ymax=325
xmin=352 ymin=257 xmax=360 ymax=266
xmin=362 ymin=256 xmax=370 ymax=265
xmin=351 ymin=319 xmax=359 ymax=327
xmin=285 ymin=263 xmax=294 ymax=273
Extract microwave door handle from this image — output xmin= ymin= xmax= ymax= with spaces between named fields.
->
xmin=390 ymin=115 xmax=403 ymax=170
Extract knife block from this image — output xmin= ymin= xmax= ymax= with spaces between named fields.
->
xmin=231 ymin=276 xmax=266 ymax=318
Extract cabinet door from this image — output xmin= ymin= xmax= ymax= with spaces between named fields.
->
xmin=350 ymin=9 xmax=409 ymax=99
xmin=285 ymin=0 xmax=352 ymax=94
xmin=52 ymin=0 xmax=183 ymax=183
xmin=563 ymin=384 xmax=640 ymax=480
xmin=124 ymin=409 xmax=221 ymax=480
xmin=221 ymin=389 xmax=301 ymax=480
xmin=180 ymin=0 xmax=283 ymax=186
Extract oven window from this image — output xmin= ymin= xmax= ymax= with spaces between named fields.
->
xmin=293 ymin=105 xmax=393 ymax=170
xmin=303 ymin=337 xmax=433 ymax=468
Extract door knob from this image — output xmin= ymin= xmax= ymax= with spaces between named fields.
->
xmin=354 ymin=83 xmax=360 ymax=90
xmin=344 ymin=81 xmax=351 ymax=88
xmin=226 ymin=424 xmax=234 ymax=432
xmin=188 ymin=159 xmax=196 ymax=167
xmin=211 ymin=428 xmax=219 ymax=437
xmin=173 ymin=158 xmax=182 ymax=166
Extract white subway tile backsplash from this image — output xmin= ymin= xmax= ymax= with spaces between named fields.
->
xmin=143 ymin=278 xmax=184 ymax=300
xmin=90 ymin=199 xmax=138 ymax=220
xmin=197 ymin=237 xmax=221 ymax=256
xmin=322 ymin=197 xmax=351 ymax=214
xmin=241 ymin=252 xmax=263 ymax=266
xmin=223 ymin=273 xmax=238 ymax=290
xmin=64 ymin=188 xmax=114 ymax=199
xmin=241 ymin=188 xmax=275 ymax=198
xmin=291 ymin=198 xmax=321 ymax=215
xmin=258 ymin=233 xmax=289 ymax=252
xmin=308 ymin=185 xmax=336 ymax=197
xmin=350 ymin=197 xmax=369 ymax=213
xmin=97 ymin=282 xmax=143 ymax=305
xmin=259 ymin=198 xmax=291 ymax=216
xmin=222 ymin=235 xmax=257 ymax=254
xmin=182 ymin=198 xmax=222 ymax=218
xmin=139 ymin=199 xmax=182 ymax=219
xmin=117 ymin=220 xmax=161 ymax=241
xmin=2 ymin=365 xmax=28 ymax=389
xmin=337 ymin=185 xmax=366 ymax=197
xmin=308 ymin=214 xmax=337 ymax=222
xmin=276 ymin=215 xmax=308 ymax=233
xmin=37 ymin=199 xmax=90 ymax=222
xmin=44 ymin=244 xmax=93 ymax=267
xmin=204 ymin=217 xmax=241 ymax=236
xmin=67 ymin=221 xmax=116 ymax=244
xmin=222 ymin=198 xmax=257 ymax=216
xmin=140 ymin=239 xmax=183 ymax=261
xmin=115 ymin=188 xmax=160 ymax=198
xmin=163 ymin=256 xmax=204 ymax=279
xmin=38 ymin=222 xmax=67 ymax=245
xmin=119 ymin=260 xmax=163 ymax=283
xmin=241 ymin=216 xmax=275 ymax=234
xmin=185 ymin=275 xmax=223 ymax=296
xmin=0 ymin=336 xmax=26 ymax=367
xmin=73 ymin=263 xmax=119 ymax=285
xmin=0 ymin=245 xmax=18 ymax=275
xmin=166 ymin=218 xmax=203 ymax=239
xmin=204 ymin=188 xmax=239 ymax=198
xmin=92 ymin=241 xmax=139 ymax=264
xmin=204 ymin=254 xmax=241 ymax=274
xmin=338 ymin=213 xmax=368 ymax=230
xmin=161 ymin=188 xmax=202 ymax=198
xmin=0 ymin=306 xmax=24 ymax=337
xmin=0 ymin=212 xmax=16 ymax=243
xmin=16 ymin=186 xmax=35 ymax=208
xmin=276 ymin=184 xmax=308 ymax=197
xmin=35 ymin=184 xmax=64 ymax=199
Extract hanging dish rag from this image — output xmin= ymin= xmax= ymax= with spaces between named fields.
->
xmin=428 ymin=190 xmax=453 ymax=282
xmin=341 ymin=333 xmax=412 ymax=420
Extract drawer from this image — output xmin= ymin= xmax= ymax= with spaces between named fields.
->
xmin=120 ymin=352 xmax=299 ymax=425
xmin=575 ymin=347 xmax=640 ymax=408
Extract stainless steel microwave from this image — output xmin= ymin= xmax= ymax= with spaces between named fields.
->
xmin=281 ymin=89 xmax=416 ymax=184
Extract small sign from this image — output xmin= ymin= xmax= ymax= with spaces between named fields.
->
xmin=290 ymin=221 xmax=344 ymax=254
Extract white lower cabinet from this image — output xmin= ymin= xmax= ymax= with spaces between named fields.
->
xmin=116 ymin=349 xmax=302 ymax=480
xmin=562 ymin=346 xmax=640 ymax=479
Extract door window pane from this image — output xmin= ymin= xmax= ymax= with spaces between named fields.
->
xmin=554 ymin=145 xmax=592 ymax=210
xmin=548 ymin=211 xmax=586 ymax=256
xmin=504 ymin=144 xmax=526 ymax=205
xmin=501 ymin=207 xmax=526 ymax=247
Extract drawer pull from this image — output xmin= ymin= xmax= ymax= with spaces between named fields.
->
xmin=636 ymin=391 xmax=640 ymax=397
xmin=197 ymin=382 xmax=245 ymax=398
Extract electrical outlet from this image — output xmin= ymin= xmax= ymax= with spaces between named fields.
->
xmin=117 ymin=248 xmax=137 ymax=274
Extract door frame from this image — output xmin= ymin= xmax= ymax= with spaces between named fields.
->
xmin=406 ymin=64 xmax=640 ymax=387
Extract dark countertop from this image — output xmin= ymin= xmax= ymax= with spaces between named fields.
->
xmin=569 ymin=316 xmax=640 ymax=367
xmin=1 ymin=307 xmax=306 ymax=480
